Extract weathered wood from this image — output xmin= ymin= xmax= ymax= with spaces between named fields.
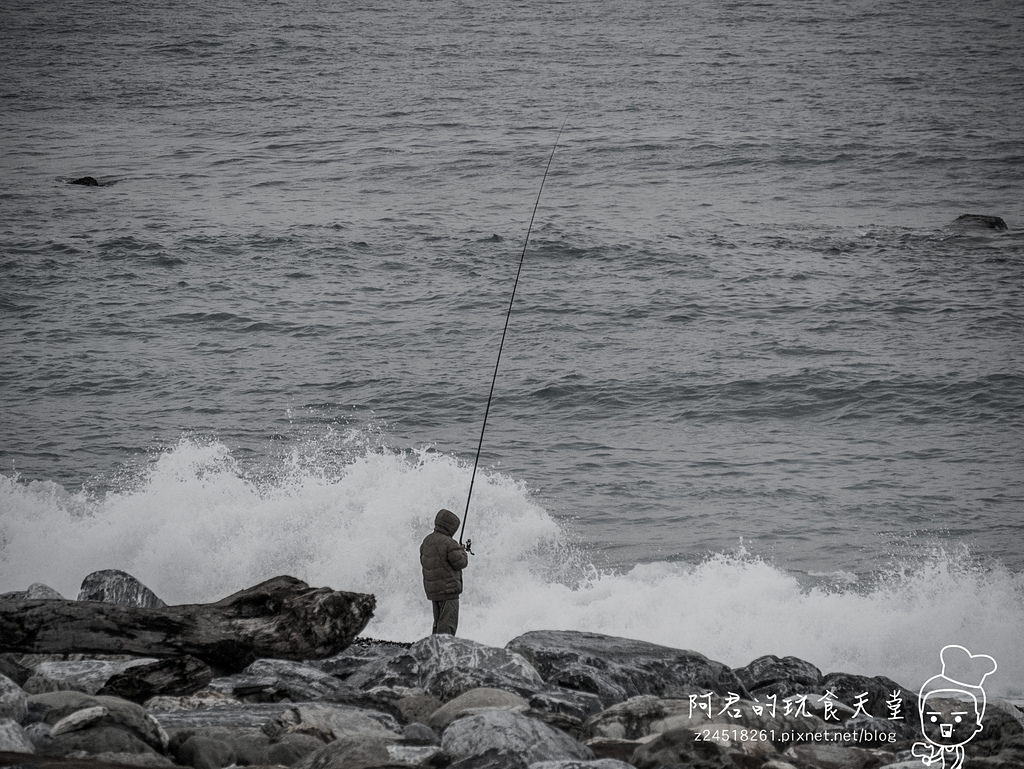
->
xmin=0 ymin=575 xmax=374 ymax=673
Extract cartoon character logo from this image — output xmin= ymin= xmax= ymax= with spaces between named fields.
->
xmin=911 ymin=644 xmax=997 ymax=769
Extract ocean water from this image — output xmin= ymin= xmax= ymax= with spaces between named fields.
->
xmin=2 ymin=0 xmax=1023 ymax=697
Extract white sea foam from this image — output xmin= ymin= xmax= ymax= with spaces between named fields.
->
xmin=2 ymin=436 xmax=1021 ymax=698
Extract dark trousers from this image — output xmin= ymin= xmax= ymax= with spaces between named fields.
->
xmin=431 ymin=598 xmax=459 ymax=635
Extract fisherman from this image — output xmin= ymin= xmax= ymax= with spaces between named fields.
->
xmin=419 ymin=508 xmax=469 ymax=635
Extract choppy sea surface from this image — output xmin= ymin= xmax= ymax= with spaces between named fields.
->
xmin=2 ymin=0 xmax=1023 ymax=695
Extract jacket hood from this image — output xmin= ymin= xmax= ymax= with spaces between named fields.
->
xmin=434 ymin=508 xmax=461 ymax=536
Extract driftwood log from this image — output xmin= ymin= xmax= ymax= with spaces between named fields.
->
xmin=0 ymin=575 xmax=375 ymax=673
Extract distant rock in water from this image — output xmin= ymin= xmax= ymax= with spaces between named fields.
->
xmin=68 ymin=176 xmax=100 ymax=186
xmin=77 ymin=569 xmax=167 ymax=608
xmin=953 ymin=213 xmax=1008 ymax=230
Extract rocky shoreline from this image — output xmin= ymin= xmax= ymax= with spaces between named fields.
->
xmin=1 ymin=572 xmax=1022 ymax=769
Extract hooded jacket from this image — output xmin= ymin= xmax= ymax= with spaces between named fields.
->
xmin=420 ymin=508 xmax=468 ymax=601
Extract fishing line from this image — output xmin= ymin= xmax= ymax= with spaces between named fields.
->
xmin=459 ymin=120 xmax=567 ymax=548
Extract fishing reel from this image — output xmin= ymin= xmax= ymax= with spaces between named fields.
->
xmin=464 ymin=539 xmax=474 ymax=556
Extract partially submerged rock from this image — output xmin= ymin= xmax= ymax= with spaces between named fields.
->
xmin=952 ymin=213 xmax=1008 ymax=230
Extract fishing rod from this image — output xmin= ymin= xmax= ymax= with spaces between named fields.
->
xmin=458 ymin=120 xmax=567 ymax=553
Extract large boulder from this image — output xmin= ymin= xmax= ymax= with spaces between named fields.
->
xmin=209 ymin=658 xmax=353 ymax=702
xmin=508 ymin=631 xmax=749 ymax=706
xmin=0 ymin=716 xmax=34 ymax=752
xmin=348 ymin=634 xmax=546 ymax=701
xmin=581 ymin=692 xmax=834 ymax=754
xmin=165 ymin=726 xmax=271 ymax=766
xmin=44 ymin=723 xmax=163 ymax=758
xmin=442 ymin=709 xmax=595 ymax=765
xmin=262 ymin=703 xmax=401 ymax=743
xmin=428 ymin=687 xmax=530 ymax=730
xmin=819 ymin=671 xmax=918 ymax=740
xmin=318 ymin=638 xmax=413 ymax=679
xmin=23 ymin=658 xmax=158 ymax=695
xmin=0 ymin=655 xmax=32 ymax=686
xmin=26 ymin=690 xmax=168 ymax=752
xmin=0 ymin=674 xmax=27 ymax=722
xmin=172 ymin=733 xmax=237 ymax=769
xmin=733 ymin=655 xmax=823 ymax=699
xmin=78 ymin=570 xmax=167 ymax=608
xmin=0 ymin=575 xmax=375 ymax=673
xmin=98 ymin=655 xmax=213 ymax=702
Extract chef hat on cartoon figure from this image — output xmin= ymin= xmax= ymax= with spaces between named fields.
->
xmin=920 ymin=645 xmax=998 ymax=718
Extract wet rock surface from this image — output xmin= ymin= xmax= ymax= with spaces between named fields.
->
xmin=0 ymin=570 xmax=1019 ymax=768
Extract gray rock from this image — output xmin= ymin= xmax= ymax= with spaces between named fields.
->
xmin=51 ymin=704 xmax=109 ymax=736
xmin=508 ymin=630 xmax=749 ymax=707
xmin=24 ymin=658 xmax=158 ymax=695
xmin=819 ymin=671 xmax=918 ymax=740
xmin=23 ymin=720 xmax=53 ymax=751
xmin=267 ymin=732 xmax=327 ymax=765
xmin=962 ymin=698 xmax=1024 ymax=758
xmin=583 ymin=736 xmax=645 ymax=765
xmin=78 ymin=569 xmax=167 ymax=608
xmin=209 ymin=658 xmax=351 ymax=702
xmin=628 ymin=727 xmax=736 ymax=769
xmin=528 ymin=688 xmax=606 ymax=737
xmin=27 ymin=690 xmax=168 ymax=751
xmin=0 ymin=716 xmax=34 ymax=752
xmin=3 ymin=575 xmax=375 ymax=674
xmin=0 ymin=673 xmax=28 ymax=722
xmin=429 ymin=687 xmax=530 ymax=729
xmin=582 ymin=692 xmax=827 ymax=754
xmin=292 ymin=733 xmax=402 ymax=769
xmin=0 ymin=654 xmax=32 ymax=686
xmin=318 ymin=637 xmax=413 ymax=680
xmin=99 ymin=655 xmax=212 ymax=703
xmin=47 ymin=723 xmax=162 ymax=756
xmin=953 ymin=214 xmax=1008 ymax=230
xmin=0 ymin=583 xmax=65 ymax=600
xmin=150 ymin=700 xmax=297 ymax=731
xmin=402 ymin=721 xmax=439 ymax=744
xmin=350 ymin=634 xmax=546 ymax=702
xmin=262 ymin=702 xmax=401 ymax=743
xmin=443 ymin=709 xmax=594 ymax=765
xmin=394 ymin=691 xmax=444 ymax=724
xmin=165 ymin=726 xmax=270 ymax=766
xmin=529 ymin=761 xmax=638 ymax=769
xmin=734 ymin=655 xmax=823 ymax=699
xmin=386 ymin=742 xmax=448 ymax=765
xmin=785 ymin=742 xmax=892 ymax=769
xmin=174 ymin=734 xmax=236 ymax=769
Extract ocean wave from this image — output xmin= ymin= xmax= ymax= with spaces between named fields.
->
xmin=1 ymin=436 xmax=1021 ymax=697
